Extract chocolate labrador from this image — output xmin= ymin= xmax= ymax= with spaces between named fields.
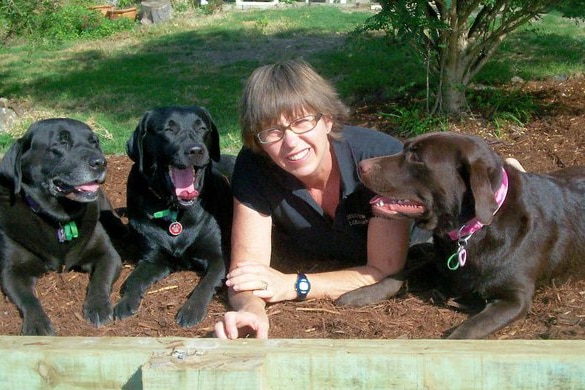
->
xmin=0 ymin=118 xmax=122 ymax=335
xmin=337 ymin=131 xmax=585 ymax=339
xmin=113 ymin=106 xmax=232 ymax=327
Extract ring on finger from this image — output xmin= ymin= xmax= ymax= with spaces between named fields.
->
xmin=261 ymin=281 xmax=268 ymax=290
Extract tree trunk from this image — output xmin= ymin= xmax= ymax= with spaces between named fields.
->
xmin=439 ymin=24 xmax=470 ymax=115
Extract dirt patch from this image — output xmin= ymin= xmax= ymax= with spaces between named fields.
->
xmin=1 ymin=78 xmax=585 ymax=339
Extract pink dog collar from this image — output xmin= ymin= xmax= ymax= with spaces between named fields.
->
xmin=448 ymin=168 xmax=509 ymax=241
xmin=446 ymin=168 xmax=508 ymax=270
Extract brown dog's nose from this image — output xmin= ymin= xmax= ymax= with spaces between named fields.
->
xmin=359 ymin=159 xmax=375 ymax=176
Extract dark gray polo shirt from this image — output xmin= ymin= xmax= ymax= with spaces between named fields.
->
xmin=232 ymin=126 xmax=403 ymax=263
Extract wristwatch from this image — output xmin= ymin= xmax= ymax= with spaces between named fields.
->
xmin=295 ymin=273 xmax=311 ymax=301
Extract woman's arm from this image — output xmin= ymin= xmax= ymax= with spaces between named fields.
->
xmin=215 ymin=198 xmax=279 ymax=339
xmin=225 ymin=215 xmax=411 ymax=302
xmin=304 ymin=217 xmax=411 ymax=300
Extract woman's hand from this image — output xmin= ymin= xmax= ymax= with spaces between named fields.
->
xmin=214 ymin=310 xmax=269 ymax=339
xmin=225 ymin=263 xmax=296 ymax=302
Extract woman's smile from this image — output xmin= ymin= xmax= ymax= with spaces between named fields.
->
xmin=287 ymin=148 xmax=310 ymax=162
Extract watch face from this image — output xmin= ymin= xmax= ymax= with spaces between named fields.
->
xmin=298 ymin=280 xmax=310 ymax=293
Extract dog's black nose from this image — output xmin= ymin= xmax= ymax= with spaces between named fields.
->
xmin=89 ymin=156 xmax=107 ymax=169
xmin=189 ymin=146 xmax=205 ymax=157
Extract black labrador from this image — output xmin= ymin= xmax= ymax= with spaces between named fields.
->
xmin=0 ymin=118 xmax=122 ymax=336
xmin=113 ymin=106 xmax=232 ymax=327
xmin=337 ymin=131 xmax=585 ymax=339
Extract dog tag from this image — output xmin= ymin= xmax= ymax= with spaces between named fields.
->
xmin=169 ymin=221 xmax=183 ymax=236
xmin=458 ymin=248 xmax=467 ymax=267
xmin=57 ymin=228 xmax=66 ymax=243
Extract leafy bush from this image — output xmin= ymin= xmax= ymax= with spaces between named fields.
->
xmin=0 ymin=0 xmax=136 ymax=44
xmin=0 ymin=0 xmax=55 ymax=39
xmin=469 ymin=88 xmax=537 ymax=128
xmin=379 ymin=106 xmax=449 ymax=138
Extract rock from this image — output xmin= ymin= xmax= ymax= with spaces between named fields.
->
xmin=0 ymin=98 xmax=17 ymax=133
xmin=140 ymin=0 xmax=173 ymax=25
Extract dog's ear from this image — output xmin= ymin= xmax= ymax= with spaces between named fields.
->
xmin=127 ymin=111 xmax=150 ymax=173
xmin=199 ymin=106 xmax=221 ymax=162
xmin=0 ymin=131 xmax=31 ymax=194
xmin=464 ymin=138 xmax=503 ymax=225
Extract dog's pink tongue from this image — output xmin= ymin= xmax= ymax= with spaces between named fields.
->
xmin=76 ymin=183 xmax=100 ymax=192
xmin=172 ymin=167 xmax=198 ymax=199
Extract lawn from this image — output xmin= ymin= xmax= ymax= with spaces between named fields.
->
xmin=1 ymin=6 xmax=584 ymax=154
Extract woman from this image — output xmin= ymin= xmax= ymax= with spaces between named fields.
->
xmin=214 ymin=59 xmax=416 ymax=339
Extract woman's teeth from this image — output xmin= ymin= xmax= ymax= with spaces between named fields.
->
xmin=288 ymin=149 xmax=309 ymax=161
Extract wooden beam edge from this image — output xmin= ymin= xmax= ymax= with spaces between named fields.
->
xmin=0 ymin=337 xmax=584 ymax=389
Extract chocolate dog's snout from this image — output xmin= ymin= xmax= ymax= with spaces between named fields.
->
xmin=359 ymin=158 xmax=376 ymax=177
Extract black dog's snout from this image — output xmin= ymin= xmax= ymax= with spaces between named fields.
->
xmin=187 ymin=145 xmax=209 ymax=166
xmin=89 ymin=155 xmax=107 ymax=170
xmin=189 ymin=146 xmax=205 ymax=157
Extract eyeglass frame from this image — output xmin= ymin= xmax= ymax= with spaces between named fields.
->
xmin=255 ymin=113 xmax=324 ymax=145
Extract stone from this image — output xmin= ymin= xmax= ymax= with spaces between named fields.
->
xmin=0 ymin=98 xmax=17 ymax=133
xmin=140 ymin=0 xmax=173 ymax=25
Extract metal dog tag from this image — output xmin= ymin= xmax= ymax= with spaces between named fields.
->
xmin=169 ymin=221 xmax=183 ymax=236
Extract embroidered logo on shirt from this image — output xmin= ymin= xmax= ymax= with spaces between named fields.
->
xmin=347 ymin=213 xmax=368 ymax=226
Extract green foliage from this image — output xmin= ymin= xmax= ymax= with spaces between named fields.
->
xmin=0 ymin=0 xmax=136 ymax=44
xmin=379 ymin=106 xmax=448 ymax=138
xmin=0 ymin=133 xmax=15 ymax=151
xmin=0 ymin=0 xmax=55 ymax=39
xmin=0 ymin=7 xmax=583 ymax=153
xmin=116 ymin=0 xmax=138 ymax=7
xmin=354 ymin=0 xmax=566 ymax=115
xmin=554 ymin=0 xmax=585 ymax=20
xmin=468 ymin=88 xmax=537 ymax=130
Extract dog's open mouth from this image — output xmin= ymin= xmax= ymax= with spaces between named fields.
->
xmin=53 ymin=180 xmax=101 ymax=202
xmin=170 ymin=166 xmax=200 ymax=206
xmin=369 ymin=195 xmax=426 ymax=219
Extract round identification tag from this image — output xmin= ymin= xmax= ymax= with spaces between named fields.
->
xmin=169 ymin=221 xmax=183 ymax=236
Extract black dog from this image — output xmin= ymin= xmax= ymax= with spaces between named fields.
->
xmin=0 ymin=118 xmax=122 ymax=336
xmin=337 ymin=132 xmax=585 ymax=339
xmin=113 ymin=106 xmax=232 ymax=327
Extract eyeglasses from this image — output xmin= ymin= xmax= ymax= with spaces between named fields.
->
xmin=256 ymin=113 xmax=323 ymax=144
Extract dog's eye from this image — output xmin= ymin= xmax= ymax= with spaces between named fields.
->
xmin=49 ymin=142 xmax=69 ymax=156
xmin=89 ymin=135 xmax=100 ymax=148
xmin=405 ymin=146 xmax=423 ymax=164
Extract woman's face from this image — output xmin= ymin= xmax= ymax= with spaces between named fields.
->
xmin=259 ymin=110 xmax=333 ymax=181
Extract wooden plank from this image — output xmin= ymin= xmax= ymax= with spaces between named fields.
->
xmin=142 ymin=339 xmax=585 ymax=390
xmin=0 ymin=337 xmax=584 ymax=389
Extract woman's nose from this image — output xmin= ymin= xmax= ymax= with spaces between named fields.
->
xmin=281 ymin=129 xmax=300 ymax=147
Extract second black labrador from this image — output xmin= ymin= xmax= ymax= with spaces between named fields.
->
xmin=113 ymin=106 xmax=232 ymax=327
xmin=0 ymin=118 xmax=122 ymax=335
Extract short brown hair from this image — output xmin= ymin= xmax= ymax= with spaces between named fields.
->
xmin=239 ymin=59 xmax=350 ymax=154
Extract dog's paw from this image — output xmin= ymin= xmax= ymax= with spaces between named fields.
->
xmin=83 ymin=300 xmax=114 ymax=327
xmin=22 ymin=315 xmax=55 ymax=336
xmin=176 ymin=302 xmax=206 ymax=328
xmin=113 ymin=296 xmax=141 ymax=321
xmin=336 ymin=278 xmax=405 ymax=307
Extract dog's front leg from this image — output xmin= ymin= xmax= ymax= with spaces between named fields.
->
xmin=448 ymin=288 xmax=534 ymax=339
xmin=83 ymin=244 xmax=122 ymax=327
xmin=1 ymin=262 xmax=54 ymax=336
xmin=176 ymin=253 xmax=226 ymax=328
xmin=335 ymin=276 xmax=405 ymax=307
xmin=113 ymin=258 xmax=171 ymax=321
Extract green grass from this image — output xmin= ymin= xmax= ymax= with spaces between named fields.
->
xmin=477 ymin=12 xmax=585 ymax=83
xmin=1 ymin=7 xmax=584 ymax=154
